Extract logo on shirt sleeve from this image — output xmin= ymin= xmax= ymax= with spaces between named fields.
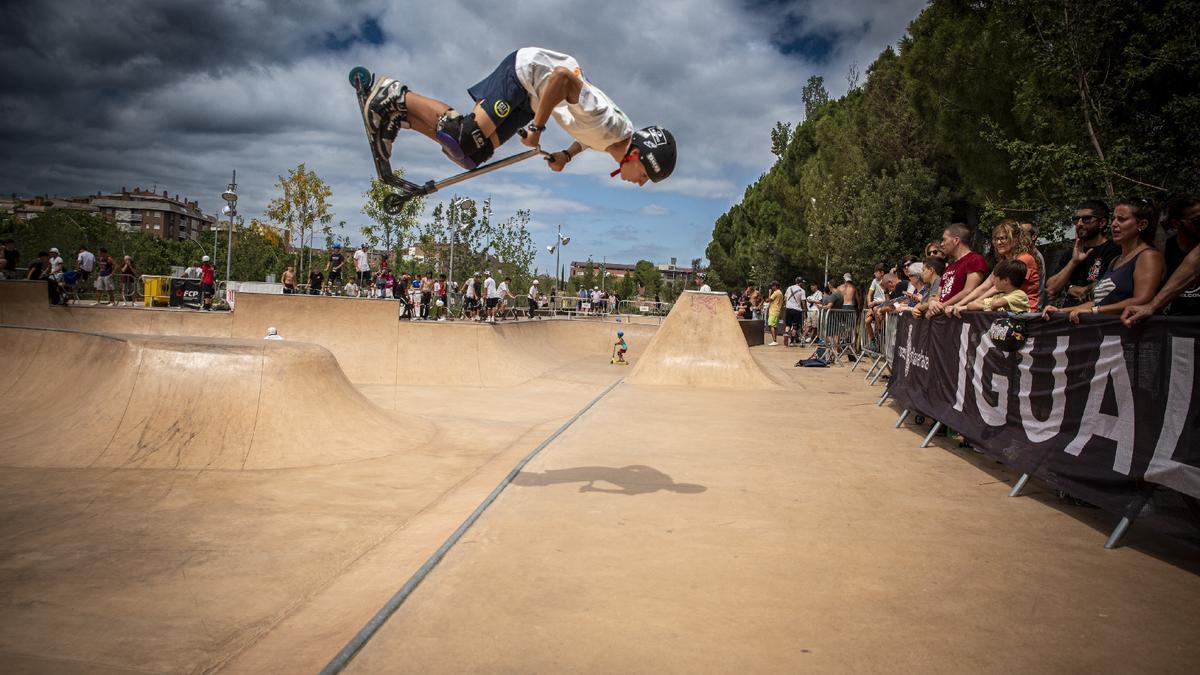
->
xmin=493 ymin=100 xmax=511 ymax=118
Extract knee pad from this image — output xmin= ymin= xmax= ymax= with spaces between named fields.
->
xmin=436 ymin=111 xmax=494 ymax=169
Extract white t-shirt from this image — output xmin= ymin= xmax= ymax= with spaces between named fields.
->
xmin=808 ymin=290 xmax=823 ymax=306
xmin=354 ymin=249 xmax=370 ymax=272
xmin=264 ymin=334 xmax=284 ymax=340
xmin=498 ymin=281 xmax=511 ymax=297
xmin=869 ymin=278 xmax=886 ymax=304
xmin=784 ymin=284 xmax=807 ymax=311
xmin=49 ymin=255 xmax=64 ymax=276
xmin=465 ymin=278 xmax=477 ymax=298
xmin=184 ymin=266 xmax=201 ymax=279
xmin=514 ymin=47 xmax=634 ymax=152
xmin=343 ymin=282 xmax=359 ymax=296
xmin=699 ymin=284 xmax=712 ymax=292
xmin=527 ymin=285 xmax=538 ymax=300
xmin=485 ymin=277 xmax=499 ymax=299
xmin=77 ymin=250 xmax=95 ymax=272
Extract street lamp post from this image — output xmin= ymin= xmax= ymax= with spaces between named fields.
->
xmin=221 ymin=170 xmax=238 ymax=285
xmin=447 ymin=197 xmax=474 ymax=308
xmin=547 ymin=224 xmax=571 ymax=292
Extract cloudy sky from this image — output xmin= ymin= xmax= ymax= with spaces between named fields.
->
xmin=1 ymin=0 xmax=927 ymax=273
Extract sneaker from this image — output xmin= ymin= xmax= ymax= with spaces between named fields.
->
xmin=437 ymin=317 xmax=446 ymax=322
xmin=364 ymin=77 xmax=409 ymax=162
xmin=768 ymin=341 xmax=778 ymax=346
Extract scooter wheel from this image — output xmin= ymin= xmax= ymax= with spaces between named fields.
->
xmin=382 ymin=193 xmax=408 ymax=216
xmin=349 ymin=66 xmax=372 ymax=92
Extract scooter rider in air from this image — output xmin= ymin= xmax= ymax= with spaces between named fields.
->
xmin=361 ymin=47 xmax=677 ymax=185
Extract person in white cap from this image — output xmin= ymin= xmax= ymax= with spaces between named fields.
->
xmin=694 ymin=272 xmax=711 ymax=292
xmin=47 ymin=247 xmax=65 ymax=305
xmin=264 ymin=326 xmax=284 ymax=340
xmin=526 ymin=278 xmax=540 ymax=318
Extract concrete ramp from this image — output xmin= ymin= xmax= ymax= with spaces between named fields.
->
xmin=0 ymin=326 xmax=431 ymax=469
xmin=627 ymin=290 xmax=776 ymax=388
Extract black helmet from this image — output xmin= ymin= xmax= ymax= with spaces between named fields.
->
xmin=629 ymin=126 xmax=676 ymax=183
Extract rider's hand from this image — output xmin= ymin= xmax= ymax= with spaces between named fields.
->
xmin=521 ymin=128 xmax=542 ymax=148
xmin=546 ymin=151 xmax=569 ymax=172
xmin=1121 ymin=304 xmax=1153 ymax=326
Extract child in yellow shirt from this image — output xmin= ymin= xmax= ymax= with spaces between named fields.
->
xmin=963 ymin=259 xmax=1030 ymax=313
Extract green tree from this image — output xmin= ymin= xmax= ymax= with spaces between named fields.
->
xmin=362 ymin=173 xmax=425 ymax=256
xmin=264 ymin=163 xmax=333 ymax=279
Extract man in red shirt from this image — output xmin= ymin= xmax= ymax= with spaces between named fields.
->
xmin=200 ymin=255 xmax=216 ymax=310
xmin=927 ymin=223 xmax=988 ymax=316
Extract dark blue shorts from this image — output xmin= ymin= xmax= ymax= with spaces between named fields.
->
xmin=467 ymin=51 xmax=535 ymax=146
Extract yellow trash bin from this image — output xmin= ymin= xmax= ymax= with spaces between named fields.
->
xmin=143 ymin=275 xmax=170 ymax=307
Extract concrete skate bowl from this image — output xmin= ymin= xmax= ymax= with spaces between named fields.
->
xmin=627 ymin=290 xmax=778 ymax=389
xmin=0 ymin=282 xmax=659 ymax=388
xmin=0 ymin=326 xmax=432 ymax=470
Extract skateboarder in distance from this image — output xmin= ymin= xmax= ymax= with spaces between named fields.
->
xmin=361 ymin=47 xmax=676 ymax=184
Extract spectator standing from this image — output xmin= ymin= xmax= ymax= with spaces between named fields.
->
xmin=695 ymin=272 xmax=711 ymax=292
xmin=397 ymin=272 xmax=414 ymax=315
xmin=866 ymin=264 xmax=887 ymax=310
xmin=0 ymin=239 xmax=18 ymax=278
xmin=484 ymin=270 xmax=499 ymax=322
xmin=281 ymin=265 xmax=296 ymax=294
xmin=927 ymin=223 xmax=988 ymax=315
xmin=500 ymin=277 xmax=515 ymax=318
xmin=1045 ymin=198 xmax=1164 ymax=323
xmin=419 ymin=271 xmax=433 ymax=319
xmin=765 ymin=281 xmax=783 ymax=346
xmin=26 ymin=251 xmax=49 ymax=281
xmin=947 ymin=220 xmax=1041 ymax=315
xmin=76 ymin=246 xmax=95 ymax=284
xmin=924 ymin=241 xmax=945 ymax=260
xmin=783 ymin=277 xmax=806 ymax=344
xmin=838 ymin=274 xmax=859 ymax=311
xmin=47 ymin=247 xmax=64 ymax=305
xmin=343 ymin=278 xmax=360 ymax=297
xmin=435 ymin=274 xmax=449 ymax=320
xmin=94 ymin=247 xmax=116 ymax=305
xmin=308 ymin=266 xmax=324 ymax=295
xmin=354 ymin=244 xmax=372 ymax=286
xmin=1045 ymin=200 xmax=1120 ymax=307
xmin=527 ymin=279 xmax=540 ymax=318
xmin=327 ymin=243 xmax=345 ymax=291
xmin=463 ymin=272 xmax=480 ymax=319
xmin=120 ymin=255 xmax=138 ymax=305
xmin=200 ymin=256 xmax=216 ymax=310
xmin=183 ymin=261 xmax=202 ymax=279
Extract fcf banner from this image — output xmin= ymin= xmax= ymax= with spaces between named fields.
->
xmin=889 ymin=313 xmax=1200 ymax=518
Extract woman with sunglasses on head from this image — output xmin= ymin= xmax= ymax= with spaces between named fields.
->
xmin=1043 ymin=198 xmax=1164 ymax=324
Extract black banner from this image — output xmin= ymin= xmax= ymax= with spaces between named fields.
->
xmin=889 ymin=313 xmax=1200 ymax=518
xmin=169 ymin=278 xmax=203 ymax=309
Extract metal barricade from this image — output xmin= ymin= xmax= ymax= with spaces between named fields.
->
xmin=616 ymin=299 xmax=673 ymax=317
xmin=815 ymin=308 xmax=860 ymax=365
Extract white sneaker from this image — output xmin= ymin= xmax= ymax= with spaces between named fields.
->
xmin=768 ymin=341 xmax=778 ymax=346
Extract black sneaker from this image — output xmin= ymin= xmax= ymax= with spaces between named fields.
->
xmin=364 ymin=77 xmax=409 ymax=162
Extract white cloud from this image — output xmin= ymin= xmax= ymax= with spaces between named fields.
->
xmin=639 ymin=204 xmax=670 ymax=216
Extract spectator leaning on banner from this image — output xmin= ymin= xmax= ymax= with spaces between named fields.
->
xmin=1044 ymin=200 xmax=1120 ymax=307
xmin=1122 ymin=193 xmax=1200 ymax=325
xmin=1044 ymin=198 xmax=1163 ymax=324
xmin=946 ymin=219 xmax=1041 ymax=316
xmin=1018 ymin=220 xmax=1047 ymax=308
xmin=924 ymin=222 xmax=988 ymax=317
xmin=956 ymin=259 xmax=1030 ymax=313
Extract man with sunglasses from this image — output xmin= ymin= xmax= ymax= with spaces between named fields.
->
xmin=361 ymin=47 xmax=676 ymax=185
xmin=1045 ymin=200 xmax=1121 ymax=307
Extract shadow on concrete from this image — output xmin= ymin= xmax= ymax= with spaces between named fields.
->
xmin=513 ymin=465 xmax=707 ymax=496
